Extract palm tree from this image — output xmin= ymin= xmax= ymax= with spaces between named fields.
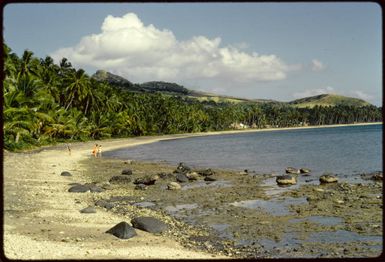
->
xmin=63 ymin=68 xmax=91 ymax=111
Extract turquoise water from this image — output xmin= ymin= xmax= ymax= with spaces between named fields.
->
xmin=105 ymin=124 xmax=382 ymax=176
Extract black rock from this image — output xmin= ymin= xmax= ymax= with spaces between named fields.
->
xmin=133 ymin=175 xmax=159 ymax=185
xmin=176 ymin=173 xmax=189 ymax=183
xmin=175 ymin=162 xmax=191 ymax=173
xmin=198 ymin=168 xmax=215 ymax=176
xmin=68 ymin=184 xmax=90 ymax=193
xmin=131 ymin=217 xmax=168 ymax=233
xmin=204 ymin=176 xmax=217 ymax=182
xmin=61 ymin=171 xmax=72 ymax=176
xmin=95 ymin=200 xmax=115 ymax=210
xmin=106 ymin=222 xmax=137 ymax=239
xmin=109 ymin=175 xmax=132 ymax=184
xmin=80 ymin=206 xmax=96 ymax=214
xmin=121 ymin=169 xmax=133 ymax=175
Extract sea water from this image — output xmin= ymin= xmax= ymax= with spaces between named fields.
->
xmin=104 ymin=124 xmax=382 ymax=176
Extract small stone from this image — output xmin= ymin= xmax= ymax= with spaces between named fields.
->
xmin=167 ymin=182 xmax=182 ymax=190
xmin=285 ymin=167 xmax=300 ymax=174
xmin=299 ymin=168 xmax=311 ymax=174
xmin=68 ymin=184 xmax=90 ymax=193
xmin=80 ymin=206 xmax=96 ymax=214
xmin=276 ymin=175 xmax=297 ymax=185
xmin=185 ymin=172 xmax=199 ymax=181
xmin=121 ymin=169 xmax=133 ymax=175
xmin=61 ymin=171 xmax=72 ymax=177
xmin=320 ymin=174 xmax=338 ymax=184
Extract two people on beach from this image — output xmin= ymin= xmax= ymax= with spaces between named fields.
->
xmin=92 ymin=144 xmax=102 ymax=158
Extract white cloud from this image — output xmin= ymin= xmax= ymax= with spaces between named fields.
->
xmin=350 ymin=90 xmax=374 ymax=101
xmin=311 ymin=59 xmax=325 ymax=72
xmin=51 ymin=12 xmax=296 ymax=83
xmin=293 ymin=86 xmax=335 ymax=99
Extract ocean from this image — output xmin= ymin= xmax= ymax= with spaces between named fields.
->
xmin=104 ymin=124 xmax=382 ymax=177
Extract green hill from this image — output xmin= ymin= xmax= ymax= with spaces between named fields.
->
xmin=288 ymin=94 xmax=371 ymax=108
xmin=92 ymin=71 xmax=372 ymax=107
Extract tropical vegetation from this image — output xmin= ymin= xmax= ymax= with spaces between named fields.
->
xmin=3 ymin=44 xmax=382 ymax=151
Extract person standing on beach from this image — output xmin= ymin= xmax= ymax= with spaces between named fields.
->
xmin=97 ymin=145 xmax=102 ymax=158
xmin=66 ymin=143 xmax=71 ymax=156
xmin=92 ymin=144 xmax=98 ymax=157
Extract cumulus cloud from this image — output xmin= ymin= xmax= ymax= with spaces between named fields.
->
xmin=51 ymin=12 xmax=296 ymax=83
xmin=311 ymin=59 xmax=325 ymax=72
xmin=292 ymin=86 xmax=335 ymax=99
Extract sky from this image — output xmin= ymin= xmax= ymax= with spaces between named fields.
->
xmin=3 ymin=2 xmax=382 ymax=105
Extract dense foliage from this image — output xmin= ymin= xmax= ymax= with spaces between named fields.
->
xmin=3 ymin=44 xmax=382 ymax=151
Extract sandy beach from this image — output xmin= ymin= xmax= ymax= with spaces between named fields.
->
xmin=3 ymin=137 xmax=225 ymax=259
xmin=3 ymin=122 xmax=382 ymax=259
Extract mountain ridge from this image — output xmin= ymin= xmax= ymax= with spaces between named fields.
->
xmin=92 ymin=70 xmax=373 ymax=107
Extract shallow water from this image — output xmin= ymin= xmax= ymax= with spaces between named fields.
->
xmin=104 ymin=124 xmax=382 ymax=179
xmin=132 ymin=201 xmax=156 ymax=208
xmin=102 ymin=124 xmax=382 ymax=257
xmin=164 ymin=203 xmax=198 ymax=213
xmin=289 ymin=216 xmax=344 ymax=226
xmin=181 ymin=180 xmax=232 ymax=190
xmin=230 ymin=197 xmax=307 ymax=216
xmin=308 ymin=230 xmax=383 ymax=243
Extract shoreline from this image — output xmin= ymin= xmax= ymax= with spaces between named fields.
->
xmin=3 ymin=121 xmax=382 ymax=259
xmin=99 ymin=121 xmax=383 ymax=154
xmin=3 ymin=138 xmax=224 ymax=259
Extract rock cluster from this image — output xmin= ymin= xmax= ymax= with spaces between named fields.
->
xmin=134 ymin=174 xmax=159 ymax=185
xmin=175 ymin=162 xmax=191 ymax=173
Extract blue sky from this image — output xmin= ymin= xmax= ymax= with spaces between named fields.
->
xmin=3 ymin=2 xmax=382 ymax=105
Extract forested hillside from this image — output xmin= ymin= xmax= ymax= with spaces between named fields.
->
xmin=3 ymin=44 xmax=382 ymax=151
